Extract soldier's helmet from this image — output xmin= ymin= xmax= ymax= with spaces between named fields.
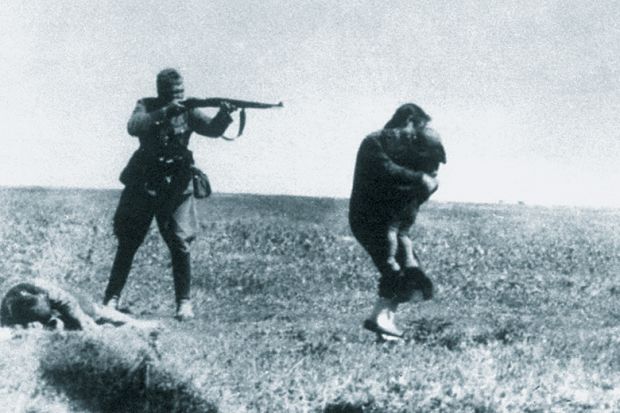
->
xmin=0 ymin=283 xmax=52 ymax=327
xmin=156 ymin=68 xmax=183 ymax=97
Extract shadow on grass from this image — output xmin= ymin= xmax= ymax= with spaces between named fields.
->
xmin=324 ymin=401 xmax=376 ymax=413
xmin=39 ymin=330 xmax=217 ymax=413
xmin=407 ymin=317 xmax=526 ymax=350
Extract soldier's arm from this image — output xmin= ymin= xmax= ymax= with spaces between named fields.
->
xmin=126 ymin=99 xmax=170 ymax=137
xmin=188 ymin=108 xmax=234 ymax=138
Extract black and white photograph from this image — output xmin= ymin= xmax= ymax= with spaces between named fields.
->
xmin=1 ymin=1 xmax=619 ymax=412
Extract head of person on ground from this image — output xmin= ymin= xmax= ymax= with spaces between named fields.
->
xmin=0 ymin=283 xmax=52 ymax=327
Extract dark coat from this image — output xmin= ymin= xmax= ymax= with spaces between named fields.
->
xmin=349 ymin=130 xmax=432 ymax=228
xmin=348 ymin=128 xmax=446 ymax=254
xmin=348 ymin=127 xmax=446 ymax=301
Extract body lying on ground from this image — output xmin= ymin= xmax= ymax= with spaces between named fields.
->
xmin=0 ymin=280 xmax=158 ymax=331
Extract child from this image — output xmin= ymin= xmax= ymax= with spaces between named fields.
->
xmin=382 ymin=126 xmax=446 ymax=274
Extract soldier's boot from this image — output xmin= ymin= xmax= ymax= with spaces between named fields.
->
xmin=175 ymin=299 xmax=195 ymax=321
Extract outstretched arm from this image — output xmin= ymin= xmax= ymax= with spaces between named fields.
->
xmin=91 ymin=305 xmax=160 ymax=330
xmin=33 ymin=280 xmax=97 ymax=331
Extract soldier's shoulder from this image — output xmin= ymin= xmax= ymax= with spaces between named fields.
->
xmin=135 ymin=97 xmax=160 ymax=110
xmin=364 ymin=130 xmax=384 ymax=141
xmin=138 ymin=96 xmax=158 ymax=103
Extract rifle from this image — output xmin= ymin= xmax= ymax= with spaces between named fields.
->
xmin=180 ymin=97 xmax=283 ymax=139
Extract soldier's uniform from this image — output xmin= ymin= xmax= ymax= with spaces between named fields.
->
xmin=104 ymin=97 xmax=233 ymax=309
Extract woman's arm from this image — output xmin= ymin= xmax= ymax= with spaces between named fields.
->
xmin=358 ymin=135 xmax=438 ymax=201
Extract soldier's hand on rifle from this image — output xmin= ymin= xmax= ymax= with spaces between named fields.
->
xmin=164 ymin=101 xmax=187 ymax=118
xmin=178 ymin=98 xmax=201 ymax=109
xmin=219 ymin=101 xmax=238 ymax=114
xmin=177 ymin=98 xmax=237 ymax=114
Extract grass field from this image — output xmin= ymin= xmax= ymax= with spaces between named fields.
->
xmin=0 ymin=187 xmax=619 ymax=412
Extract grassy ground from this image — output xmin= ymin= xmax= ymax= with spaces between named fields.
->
xmin=0 ymin=187 xmax=618 ymax=412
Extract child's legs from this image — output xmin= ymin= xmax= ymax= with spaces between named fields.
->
xmin=398 ymin=231 xmax=419 ymax=268
xmin=398 ymin=203 xmax=419 ymax=269
xmin=386 ymin=224 xmax=400 ymax=271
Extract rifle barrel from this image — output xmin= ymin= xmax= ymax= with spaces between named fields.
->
xmin=185 ymin=98 xmax=283 ymax=109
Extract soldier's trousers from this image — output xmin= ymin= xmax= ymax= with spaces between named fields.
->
xmin=350 ymin=218 xmax=422 ymax=303
xmin=104 ymin=180 xmax=197 ymax=305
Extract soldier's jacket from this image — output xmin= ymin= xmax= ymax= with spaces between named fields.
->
xmin=349 ymin=127 xmax=446 ymax=226
xmin=120 ymin=97 xmax=233 ymax=190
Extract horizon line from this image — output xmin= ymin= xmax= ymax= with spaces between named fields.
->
xmin=1 ymin=184 xmax=618 ymax=212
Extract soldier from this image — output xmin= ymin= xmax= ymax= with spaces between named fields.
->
xmin=103 ymin=68 xmax=236 ymax=320
xmin=1 ymin=280 xmax=158 ymax=331
xmin=349 ymin=103 xmax=444 ymax=340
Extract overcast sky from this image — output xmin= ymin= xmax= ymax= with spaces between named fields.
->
xmin=1 ymin=0 xmax=618 ymax=207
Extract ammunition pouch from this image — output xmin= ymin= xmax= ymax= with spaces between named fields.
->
xmin=191 ymin=166 xmax=212 ymax=199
